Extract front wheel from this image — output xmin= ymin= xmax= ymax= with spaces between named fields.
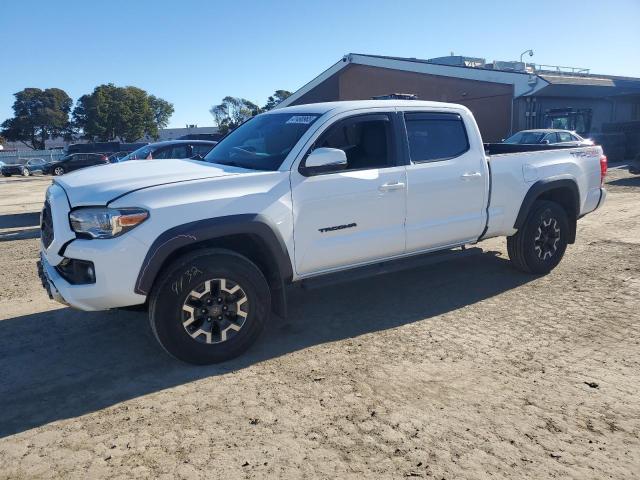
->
xmin=53 ymin=166 xmax=65 ymax=176
xmin=507 ymin=200 xmax=569 ymax=274
xmin=22 ymin=168 xmax=30 ymax=177
xmin=2 ymin=173 xmax=10 ymax=177
xmin=149 ymin=249 xmax=271 ymax=364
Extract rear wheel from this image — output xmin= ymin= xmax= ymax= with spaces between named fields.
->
xmin=53 ymin=166 xmax=65 ymax=176
xmin=507 ymin=200 xmax=569 ymax=274
xmin=149 ymin=249 xmax=271 ymax=364
xmin=21 ymin=168 xmax=30 ymax=177
xmin=2 ymin=173 xmax=10 ymax=177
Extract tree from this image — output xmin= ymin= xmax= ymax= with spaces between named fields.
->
xmin=209 ymin=96 xmax=260 ymax=134
xmin=149 ymin=95 xmax=174 ymax=130
xmin=262 ymin=90 xmax=292 ymax=111
xmin=1 ymin=88 xmax=73 ymax=149
xmin=73 ymin=84 xmax=174 ymax=142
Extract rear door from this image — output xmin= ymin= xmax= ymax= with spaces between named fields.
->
xmin=290 ymin=112 xmax=407 ymax=276
xmin=153 ymin=144 xmax=190 ymax=159
xmin=67 ymin=155 xmax=86 ymax=171
xmin=86 ymin=154 xmax=106 ymax=167
xmin=402 ymin=110 xmax=488 ymax=252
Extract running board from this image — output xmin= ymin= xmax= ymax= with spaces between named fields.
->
xmin=300 ymin=246 xmax=483 ymax=290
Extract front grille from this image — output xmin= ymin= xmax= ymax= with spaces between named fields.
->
xmin=41 ymin=200 xmax=54 ymax=248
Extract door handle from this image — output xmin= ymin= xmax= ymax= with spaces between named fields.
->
xmin=460 ymin=172 xmax=482 ymax=180
xmin=378 ymin=181 xmax=406 ymax=192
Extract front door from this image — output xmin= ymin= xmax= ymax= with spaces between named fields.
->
xmin=291 ymin=113 xmax=407 ymax=276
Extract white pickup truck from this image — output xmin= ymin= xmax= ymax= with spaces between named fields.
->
xmin=37 ymin=100 xmax=607 ymax=364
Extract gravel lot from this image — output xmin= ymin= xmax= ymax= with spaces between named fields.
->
xmin=0 ymin=168 xmax=638 ymax=479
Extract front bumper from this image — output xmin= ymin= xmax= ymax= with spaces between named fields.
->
xmin=37 ymin=253 xmax=69 ymax=306
xmin=37 ymin=183 xmax=148 ymax=311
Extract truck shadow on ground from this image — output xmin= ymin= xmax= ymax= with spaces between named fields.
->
xmin=0 ymin=250 xmax=534 ymax=438
xmin=0 ymin=212 xmax=41 ymax=241
xmin=607 ymin=176 xmax=640 ymax=188
xmin=0 ymin=212 xmax=40 ymax=229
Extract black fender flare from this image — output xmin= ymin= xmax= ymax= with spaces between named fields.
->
xmin=135 ymin=214 xmax=293 ymax=315
xmin=513 ymin=178 xmax=580 ymax=242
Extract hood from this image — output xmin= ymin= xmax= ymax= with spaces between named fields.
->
xmin=55 ymin=159 xmax=247 ymax=206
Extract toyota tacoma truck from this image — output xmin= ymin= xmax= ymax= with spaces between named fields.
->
xmin=37 ymin=100 xmax=608 ymax=364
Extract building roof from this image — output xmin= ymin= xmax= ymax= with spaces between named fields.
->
xmin=536 ymin=72 xmax=640 ymax=97
xmin=277 ymin=53 xmax=547 ymax=108
xmin=278 ymin=53 xmax=640 ymax=108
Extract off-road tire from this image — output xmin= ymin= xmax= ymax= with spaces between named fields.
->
xmin=507 ymin=200 xmax=569 ymax=274
xmin=149 ymin=249 xmax=271 ymax=364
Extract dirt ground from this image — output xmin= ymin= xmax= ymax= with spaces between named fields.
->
xmin=0 ymin=168 xmax=638 ymax=479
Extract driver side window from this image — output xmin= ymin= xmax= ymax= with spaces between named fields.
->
xmin=306 ymin=115 xmax=393 ymax=172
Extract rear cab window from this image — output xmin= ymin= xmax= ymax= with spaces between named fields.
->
xmin=403 ymin=112 xmax=470 ymax=162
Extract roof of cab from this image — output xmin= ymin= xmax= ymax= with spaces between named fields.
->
xmin=267 ymin=99 xmax=469 ymax=116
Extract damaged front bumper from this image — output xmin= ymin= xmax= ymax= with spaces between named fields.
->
xmin=37 ymin=253 xmax=69 ymax=306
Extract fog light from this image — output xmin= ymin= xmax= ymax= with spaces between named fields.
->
xmin=55 ymin=258 xmax=96 ymax=285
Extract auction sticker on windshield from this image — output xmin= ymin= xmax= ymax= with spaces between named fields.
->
xmin=286 ymin=115 xmax=317 ymax=124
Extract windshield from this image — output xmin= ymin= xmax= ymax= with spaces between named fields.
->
xmin=503 ymin=131 xmax=546 ymax=144
xmin=204 ymin=113 xmax=320 ymax=170
xmin=120 ymin=145 xmax=153 ymax=161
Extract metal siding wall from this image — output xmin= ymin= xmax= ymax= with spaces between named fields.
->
xmin=0 ymin=149 xmax=64 ymax=165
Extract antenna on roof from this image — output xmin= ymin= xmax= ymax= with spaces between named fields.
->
xmin=372 ymin=93 xmax=418 ymax=100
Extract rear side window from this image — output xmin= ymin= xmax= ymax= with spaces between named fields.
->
xmin=404 ymin=112 xmax=469 ymax=162
xmin=192 ymin=144 xmax=214 ymax=157
xmin=154 ymin=145 xmax=190 ymax=159
xmin=557 ymin=132 xmax=573 ymax=142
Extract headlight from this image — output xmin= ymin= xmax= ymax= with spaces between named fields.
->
xmin=69 ymin=207 xmax=149 ymax=239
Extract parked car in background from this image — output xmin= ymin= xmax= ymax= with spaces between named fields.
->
xmin=43 ymin=153 xmax=110 ymax=176
xmin=178 ymin=133 xmax=224 ymax=142
xmin=503 ymin=129 xmax=592 ymax=147
xmin=118 ymin=140 xmax=217 ymax=162
xmin=66 ymin=142 xmax=147 ymax=155
xmin=1 ymin=158 xmax=47 ymax=177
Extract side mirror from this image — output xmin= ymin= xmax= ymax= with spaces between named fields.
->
xmin=303 ymin=147 xmax=347 ymax=175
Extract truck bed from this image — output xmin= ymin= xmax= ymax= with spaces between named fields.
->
xmin=483 ymin=144 xmax=604 ymax=240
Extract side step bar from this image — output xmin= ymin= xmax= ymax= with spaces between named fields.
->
xmin=300 ymin=246 xmax=483 ymax=290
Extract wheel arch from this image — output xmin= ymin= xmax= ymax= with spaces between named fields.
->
xmin=514 ymin=178 xmax=580 ymax=244
xmin=135 ymin=214 xmax=293 ymax=318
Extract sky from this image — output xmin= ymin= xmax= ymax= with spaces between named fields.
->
xmin=1 ymin=0 xmax=639 ymax=128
